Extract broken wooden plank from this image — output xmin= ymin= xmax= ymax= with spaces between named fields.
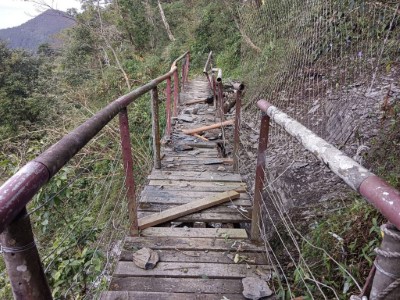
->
xmin=119 ymin=250 xmax=267 ymax=265
xmin=139 ymin=204 xmax=251 ymax=215
xmin=124 ymin=236 xmax=265 ymax=252
xmin=185 ymin=98 xmax=207 ymax=105
xmin=109 ymin=277 xmax=244 ymax=294
xmin=140 ymin=227 xmax=248 ymax=239
xmin=114 ymin=261 xmax=272 ymax=279
xmin=138 ymin=190 xmax=240 ymax=229
xmin=138 ymin=211 xmax=250 ymax=224
xmin=100 ymin=291 xmax=245 ymax=300
xmin=148 ymin=170 xmax=242 ymax=182
xmin=140 ymin=187 xmax=250 ymax=199
xmin=147 ymin=180 xmax=247 ymax=192
xmin=182 ymin=119 xmax=234 ymax=135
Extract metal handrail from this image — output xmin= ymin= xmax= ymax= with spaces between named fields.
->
xmin=0 ymin=52 xmax=189 ymax=234
xmin=254 ymin=99 xmax=400 ymax=229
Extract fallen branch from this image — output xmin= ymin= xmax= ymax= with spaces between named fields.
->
xmin=182 ymin=119 xmax=234 ymax=135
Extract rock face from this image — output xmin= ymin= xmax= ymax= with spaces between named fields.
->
xmin=242 ymin=277 xmax=273 ymax=300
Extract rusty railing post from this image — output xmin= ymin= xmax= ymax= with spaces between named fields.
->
xmin=218 ymin=82 xmax=224 ymax=121
xmin=166 ymin=76 xmax=172 ymax=137
xmin=151 ymin=87 xmax=161 ymax=169
xmin=118 ymin=108 xmax=138 ymax=235
xmin=212 ymin=74 xmax=217 ymax=109
xmin=0 ymin=208 xmax=52 ymax=300
xmin=233 ymin=90 xmax=242 ymax=172
xmin=181 ymin=60 xmax=186 ymax=91
xmin=185 ymin=52 xmax=190 ymax=83
xmin=250 ymin=111 xmax=270 ymax=241
xmin=173 ymin=70 xmax=179 ymax=117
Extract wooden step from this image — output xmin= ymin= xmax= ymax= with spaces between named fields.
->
xmin=124 ymin=236 xmax=265 ymax=252
xmin=140 ymin=227 xmax=248 ymax=239
xmin=113 ymin=261 xmax=271 ymax=279
xmin=138 ymin=211 xmax=250 ymax=223
xmin=100 ymin=291 xmax=246 ymax=300
xmin=148 ymin=170 xmax=242 ymax=182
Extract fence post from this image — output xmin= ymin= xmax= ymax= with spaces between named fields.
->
xmin=212 ymin=74 xmax=217 ymax=109
xmin=233 ymin=90 xmax=242 ymax=172
xmin=0 ymin=208 xmax=52 ymax=300
xmin=166 ymin=76 xmax=172 ymax=137
xmin=185 ymin=52 xmax=190 ymax=83
xmin=151 ymin=87 xmax=161 ymax=169
xmin=250 ymin=111 xmax=270 ymax=241
xmin=118 ymin=108 xmax=138 ymax=235
xmin=218 ymin=82 xmax=224 ymax=121
xmin=173 ymin=70 xmax=179 ymax=117
xmin=181 ymin=60 xmax=186 ymax=91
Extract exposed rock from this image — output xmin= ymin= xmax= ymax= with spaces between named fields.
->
xmin=242 ymin=277 xmax=273 ymax=300
xmin=133 ymin=248 xmax=159 ymax=270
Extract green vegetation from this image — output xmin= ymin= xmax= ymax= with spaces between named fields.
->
xmin=0 ymin=0 xmax=399 ymax=298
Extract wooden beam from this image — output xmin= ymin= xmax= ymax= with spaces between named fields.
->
xmin=140 ymin=227 xmax=248 ymax=239
xmin=182 ymin=119 xmax=234 ymax=135
xmin=138 ymin=190 xmax=240 ymax=229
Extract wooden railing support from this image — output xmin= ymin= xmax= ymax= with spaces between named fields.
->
xmin=185 ymin=52 xmax=190 ymax=83
xmin=118 ymin=108 xmax=138 ymax=235
xmin=250 ymin=111 xmax=270 ymax=241
xmin=233 ymin=90 xmax=242 ymax=172
xmin=173 ymin=70 xmax=179 ymax=117
xmin=151 ymin=87 xmax=161 ymax=169
xmin=212 ymin=74 xmax=217 ymax=109
xmin=166 ymin=76 xmax=172 ymax=137
xmin=0 ymin=208 xmax=52 ymax=300
xmin=218 ymin=81 xmax=224 ymax=121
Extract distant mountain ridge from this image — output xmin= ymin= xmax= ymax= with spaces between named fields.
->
xmin=0 ymin=9 xmax=75 ymax=52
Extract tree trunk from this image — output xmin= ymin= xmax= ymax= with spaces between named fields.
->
xmin=157 ymin=0 xmax=176 ymax=42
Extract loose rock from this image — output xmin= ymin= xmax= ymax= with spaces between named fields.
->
xmin=242 ymin=277 xmax=273 ymax=300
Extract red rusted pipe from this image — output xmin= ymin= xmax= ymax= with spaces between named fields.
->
xmin=173 ymin=69 xmax=179 ymax=117
xmin=233 ymin=90 xmax=242 ymax=172
xmin=166 ymin=76 xmax=172 ymax=136
xmin=185 ymin=52 xmax=190 ymax=83
xmin=359 ymin=176 xmax=400 ymax=230
xmin=0 ymin=208 xmax=52 ymax=299
xmin=181 ymin=60 xmax=186 ymax=91
xmin=0 ymin=162 xmax=49 ymax=234
xmin=251 ymin=111 xmax=270 ymax=241
xmin=151 ymin=87 xmax=161 ymax=169
xmin=118 ymin=108 xmax=138 ymax=235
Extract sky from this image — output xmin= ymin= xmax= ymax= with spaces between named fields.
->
xmin=0 ymin=0 xmax=81 ymax=29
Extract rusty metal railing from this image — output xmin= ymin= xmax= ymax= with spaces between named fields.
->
xmin=0 ymin=51 xmax=190 ymax=300
xmin=203 ymin=51 xmax=244 ymax=172
xmin=251 ymin=99 xmax=400 ymax=299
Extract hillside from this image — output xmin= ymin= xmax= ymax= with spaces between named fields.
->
xmin=0 ymin=9 xmax=75 ymax=52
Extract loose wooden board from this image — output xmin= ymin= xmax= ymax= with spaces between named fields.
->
xmin=124 ymin=236 xmax=265 ymax=252
xmin=140 ymin=227 xmax=248 ymax=239
xmin=109 ymin=277 xmax=244 ymax=294
xmin=119 ymin=250 xmax=267 ymax=265
xmin=138 ymin=190 xmax=240 ymax=229
xmin=147 ymin=180 xmax=247 ymax=192
xmin=100 ymin=291 xmax=245 ymax=300
xmin=138 ymin=203 xmax=252 ymax=214
xmin=138 ymin=211 xmax=250 ymax=223
xmin=114 ymin=261 xmax=271 ymax=279
xmin=148 ymin=170 xmax=242 ymax=182
xmin=140 ymin=188 xmax=250 ymax=200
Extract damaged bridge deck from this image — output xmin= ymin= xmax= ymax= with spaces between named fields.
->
xmin=101 ymin=77 xmax=270 ymax=300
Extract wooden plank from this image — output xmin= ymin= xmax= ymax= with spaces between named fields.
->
xmin=114 ymin=261 xmax=271 ymax=279
xmin=182 ymin=119 xmax=234 ymax=135
xmin=138 ymin=211 xmax=250 ymax=223
xmin=109 ymin=277 xmax=244 ymax=294
xmin=138 ymin=203 xmax=252 ymax=213
xmin=124 ymin=236 xmax=265 ymax=252
xmin=138 ymin=191 xmax=240 ymax=229
xmin=101 ymin=291 xmax=245 ymax=300
xmin=119 ymin=249 xmax=267 ymax=264
xmin=140 ymin=227 xmax=248 ymax=239
xmin=140 ymin=188 xmax=250 ymax=200
xmin=147 ymin=180 xmax=247 ymax=192
xmin=148 ymin=170 xmax=242 ymax=182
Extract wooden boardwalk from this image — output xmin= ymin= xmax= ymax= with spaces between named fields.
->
xmin=101 ymin=77 xmax=270 ymax=300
